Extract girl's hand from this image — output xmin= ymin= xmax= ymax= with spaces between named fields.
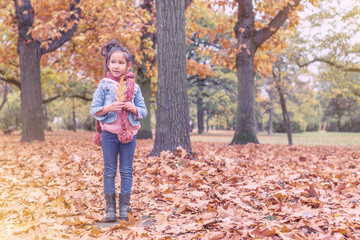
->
xmin=95 ymin=102 xmax=123 ymax=116
xmin=95 ymin=101 xmax=138 ymax=117
xmin=106 ymin=101 xmax=124 ymax=112
xmin=119 ymin=102 xmax=138 ymax=115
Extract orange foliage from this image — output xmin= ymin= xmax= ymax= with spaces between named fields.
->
xmin=0 ymin=0 xmax=151 ymax=86
xmin=0 ymin=131 xmax=359 ymax=239
xmin=65 ymin=1 xmax=147 ymax=83
xmin=1 ymin=0 xmax=317 ymax=85
xmin=185 ymin=0 xmax=235 ymax=77
xmin=209 ymin=0 xmax=317 ymax=78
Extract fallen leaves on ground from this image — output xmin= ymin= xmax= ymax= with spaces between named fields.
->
xmin=0 ymin=131 xmax=359 ymax=239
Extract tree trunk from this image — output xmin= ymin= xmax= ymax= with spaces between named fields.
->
xmin=274 ymin=70 xmax=293 ymax=145
xmin=137 ymin=0 xmax=193 ymax=139
xmin=15 ymin=0 xmax=80 ymax=142
xmin=72 ymin=98 xmax=76 ymax=132
xmin=231 ymin=0 xmax=301 ymax=144
xmin=278 ymin=86 xmax=293 ymax=145
xmin=18 ymin=39 xmax=45 ymax=142
xmin=196 ymin=88 xmax=204 ymax=134
xmin=137 ymin=79 xmax=153 ymax=139
xmin=15 ymin=0 xmax=44 ymax=141
xmin=0 ymin=84 xmax=8 ymax=111
xmin=337 ymin=116 xmax=341 ymax=131
xmin=231 ymin=0 xmax=259 ymax=145
xmin=268 ymin=107 xmax=274 ymax=135
xmin=267 ymin=86 xmax=275 ymax=135
xmin=43 ymin=103 xmax=48 ymax=131
xmin=206 ymin=109 xmax=209 ymax=132
xmin=231 ymin=47 xmax=259 ymax=144
xmin=257 ymin=108 xmax=264 ymax=132
xmin=226 ymin=118 xmax=231 ymax=130
xmin=150 ymin=0 xmax=191 ymax=156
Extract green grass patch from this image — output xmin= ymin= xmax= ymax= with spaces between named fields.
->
xmin=190 ymin=130 xmax=360 ymax=148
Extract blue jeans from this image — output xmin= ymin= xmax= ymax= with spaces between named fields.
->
xmin=101 ymin=130 xmax=136 ymax=194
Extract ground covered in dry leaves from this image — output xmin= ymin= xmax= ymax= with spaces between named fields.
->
xmin=0 ymin=131 xmax=359 ymax=239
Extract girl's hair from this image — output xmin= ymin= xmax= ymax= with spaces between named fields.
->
xmin=100 ymin=39 xmax=133 ymax=75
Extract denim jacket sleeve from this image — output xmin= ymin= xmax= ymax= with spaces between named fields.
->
xmin=129 ymin=84 xmax=148 ymax=124
xmin=89 ymin=81 xmax=116 ymax=122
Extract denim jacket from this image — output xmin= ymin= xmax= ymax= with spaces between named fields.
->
xmin=89 ymin=78 xmax=147 ymax=126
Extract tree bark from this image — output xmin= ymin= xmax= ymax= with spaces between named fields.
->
xmin=267 ymin=85 xmax=275 ymax=135
xmin=257 ymin=104 xmax=264 ymax=132
xmin=196 ymin=79 xmax=204 ymax=134
xmin=273 ymin=69 xmax=293 ymax=145
xmin=72 ymin=98 xmax=77 ymax=132
xmin=0 ymin=84 xmax=8 ymax=111
xmin=231 ymin=0 xmax=258 ymax=144
xmin=17 ymin=34 xmax=45 ymax=141
xmin=196 ymin=95 xmax=204 ymax=134
xmin=205 ymin=109 xmax=209 ymax=132
xmin=150 ymin=0 xmax=191 ymax=156
xmin=137 ymin=0 xmax=193 ymax=139
xmin=337 ymin=116 xmax=341 ymax=131
xmin=278 ymin=86 xmax=293 ymax=145
xmin=268 ymin=108 xmax=274 ymax=135
xmin=231 ymin=0 xmax=301 ymax=145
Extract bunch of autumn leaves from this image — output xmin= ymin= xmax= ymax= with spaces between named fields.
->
xmin=115 ymin=76 xmax=127 ymax=102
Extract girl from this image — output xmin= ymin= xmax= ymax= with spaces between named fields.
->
xmin=90 ymin=40 xmax=147 ymax=222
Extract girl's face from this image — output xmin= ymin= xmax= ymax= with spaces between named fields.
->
xmin=108 ymin=51 xmax=132 ymax=78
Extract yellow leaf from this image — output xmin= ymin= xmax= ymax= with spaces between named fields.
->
xmin=280 ymin=225 xmax=292 ymax=233
xmin=115 ymin=76 xmax=127 ymax=102
xmin=40 ymin=41 xmax=49 ymax=50
xmin=89 ymin=228 xmax=103 ymax=237
xmin=333 ymin=228 xmax=349 ymax=234
xmin=53 ymin=196 xmax=65 ymax=207
xmin=63 ymin=217 xmax=88 ymax=226
xmin=13 ymin=218 xmax=39 ymax=234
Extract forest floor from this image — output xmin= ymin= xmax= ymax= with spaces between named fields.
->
xmin=0 ymin=130 xmax=359 ymax=239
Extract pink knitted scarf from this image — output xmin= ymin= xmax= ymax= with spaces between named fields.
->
xmin=93 ymin=71 xmax=136 ymax=146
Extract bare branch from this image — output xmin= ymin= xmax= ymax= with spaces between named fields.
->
xmin=71 ymin=94 xmax=92 ymax=101
xmin=353 ymin=90 xmax=360 ymax=97
xmin=40 ymin=0 xmax=81 ymax=55
xmin=43 ymin=91 xmax=92 ymax=104
xmin=0 ymin=84 xmax=8 ymax=111
xmin=42 ymin=94 xmax=63 ymax=104
xmin=297 ymin=58 xmax=360 ymax=73
xmin=0 ymin=72 xmax=21 ymax=90
xmin=185 ymin=0 xmax=194 ymax=9
xmin=254 ymin=0 xmax=301 ymax=47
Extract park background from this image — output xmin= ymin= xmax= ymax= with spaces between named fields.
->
xmin=1 ymin=0 xmax=360 ymax=239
